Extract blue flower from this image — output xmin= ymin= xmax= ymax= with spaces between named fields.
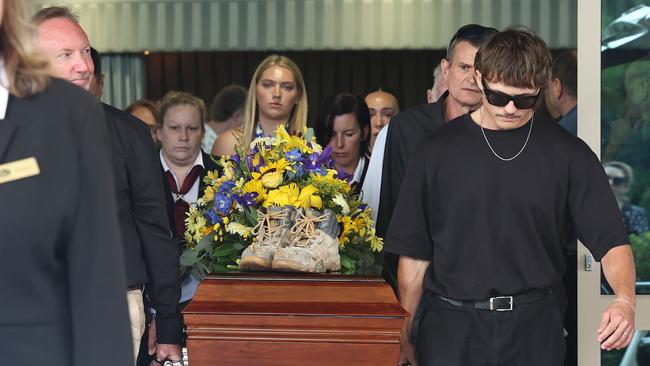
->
xmin=206 ymin=208 xmax=222 ymax=225
xmin=215 ymin=193 xmax=233 ymax=215
xmin=285 ymin=148 xmax=303 ymax=162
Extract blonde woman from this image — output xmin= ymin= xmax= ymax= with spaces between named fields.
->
xmin=212 ymin=54 xmax=308 ymax=156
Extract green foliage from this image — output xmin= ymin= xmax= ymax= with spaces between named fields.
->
xmin=630 ymin=232 xmax=650 ymax=282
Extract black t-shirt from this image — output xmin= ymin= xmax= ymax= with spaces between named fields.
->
xmin=377 ymin=97 xmax=447 ymax=238
xmin=384 ymin=114 xmax=629 ymax=300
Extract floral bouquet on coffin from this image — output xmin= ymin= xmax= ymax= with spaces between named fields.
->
xmin=181 ymin=126 xmax=383 ymax=277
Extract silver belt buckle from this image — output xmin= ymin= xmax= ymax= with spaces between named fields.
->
xmin=490 ymin=296 xmax=513 ymax=311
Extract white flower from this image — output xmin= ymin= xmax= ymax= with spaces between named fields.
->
xmin=332 ymin=193 xmax=350 ymax=215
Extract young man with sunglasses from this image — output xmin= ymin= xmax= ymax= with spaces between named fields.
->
xmin=371 ymin=23 xmax=498 ymax=288
xmin=386 ymin=27 xmax=636 ymax=366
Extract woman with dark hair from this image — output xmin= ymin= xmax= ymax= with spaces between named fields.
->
xmin=316 ymin=93 xmax=371 ymax=188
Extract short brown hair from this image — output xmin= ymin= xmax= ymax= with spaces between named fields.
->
xmin=474 ymin=26 xmax=552 ymax=90
xmin=32 ymin=6 xmax=78 ymax=26
xmin=209 ymin=84 xmax=247 ymax=122
xmin=157 ymin=91 xmax=206 ymax=130
xmin=551 ymin=50 xmax=577 ymax=99
xmin=126 ymin=99 xmax=158 ymax=123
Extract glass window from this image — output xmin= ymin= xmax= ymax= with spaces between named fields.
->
xmin=601 ymin=1 xmax=650 ymax=295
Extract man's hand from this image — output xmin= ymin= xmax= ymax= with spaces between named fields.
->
xmin=147 ymin=318 xmax=157 ymax=356
xmin=147 ymin=319 xmax=183 ymax=365
xmin=398 ymin=320 xmax=417 ymax=366
xmin=599 ymin=245 xmax=636 ymax=351
xmin=150 ymin=343 xmax=183 ymax=365
xmin=598 ymin=300 xmax=635 ymax=351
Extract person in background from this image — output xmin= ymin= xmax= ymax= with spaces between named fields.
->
xmin=365 ymin=89 xmax=399 ymax=153
xmin=315 ymin=93 xmax=371 ymax=188
xmin=604 ymin=161 xmax=650 ymax=235
xmin=545 ymin=50 xmax=577 ymax=135
xmin=2 ymin=0 xmax=132 ymax=364
xmin=202 ymin=84 xmax=247 ymax=153
xmin=89 ymin=47 xmax=105 ymax=99
xmin=34 ymin=7 xmax=183 ymax=365
xmin=543 ymin=48 xmax=578 ymax=366
xmin=212 ymin=54 xmax=308 ymax=156
xmin=126 ymin=99 xmax=159 ymax=144
xmin=138 ymin=91 xmax=221 ymax=365
xmin=372 ymin=24 xmax=498 ymax=293
xmin=426 ymin=64 xmax=448 ymax=103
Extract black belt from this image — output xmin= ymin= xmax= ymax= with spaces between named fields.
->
xmin=127 ymin=285 xmax=144 ymax=291
xmin=438 ymin=288 xmax=552 ymax=312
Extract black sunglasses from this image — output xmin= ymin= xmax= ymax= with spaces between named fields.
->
xmin=480 ymin=79 xmax=540 ymax=109
xmin=448 ymin=24 xmax=499 ymax=50
xmin=607 ymin=175 xmax=627 ymax=187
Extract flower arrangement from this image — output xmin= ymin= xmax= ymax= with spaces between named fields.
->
xmin=181 ymin=126 xmax=383 ymax=277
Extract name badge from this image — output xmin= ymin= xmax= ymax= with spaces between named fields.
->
xmin=0 ymin=157 xmax=40 ymax=184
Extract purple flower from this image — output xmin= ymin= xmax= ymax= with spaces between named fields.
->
xmin=336 ymin=168 xmax=353 ymax=182
xmin=234 ymin=192 xmax=258 ymax=208
xmin=306 ymin=146 xmax=334 ymax=172
xmin=230 ymin=153 xmax=240 ymax=166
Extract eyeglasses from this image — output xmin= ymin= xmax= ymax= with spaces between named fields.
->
xmin=607 ymin=175 xmax=627 ymax=187
xmin=448 ymin=24 xmax=499 ymax=50
xmin=481 ymin=79 xmax=540 ymax=109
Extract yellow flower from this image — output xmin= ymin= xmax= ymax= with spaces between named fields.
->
xmin=297 ymin=184 xmax=322 ymax=209
xmin=251 ymin=159 xmax=289 ymax=188
xmin=264 ymin=183 xmax=322 ymax=209
xmin=338 ymin=216 xmax=356 ymax=245
xmin=226 ymin=222 xmax=252 ymax=238
xmin=274 ymin=125 xmax=313 ymax=154
xmin=200 ymin=186 xmax=215 ymax=203
xmin=222 ymin=162 xmax=236 ymax=180
xmin=265 ymin=183 xmax=299 ymax=207
xmin=367 ymin=232 xmax=384 ymax=252
xmin=261 ymin=171 xmax=283 ymax=188
xmin=242 ymin=179 xmax=267 ymax=203
xmin=206 ymin=169 xmax=220 ymax=183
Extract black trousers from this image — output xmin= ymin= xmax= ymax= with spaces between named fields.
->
xmin=416 ymin=293 xmax=566 ymax=366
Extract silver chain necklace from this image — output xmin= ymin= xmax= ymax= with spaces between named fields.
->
xmin=480 ymin=109 xmax=534 ymax=162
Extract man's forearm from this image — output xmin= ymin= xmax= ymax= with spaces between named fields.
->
xmin=397 ymin=256 xmax=430 ymax=317
xmin=602 ymin=244 xmax=636 ymax=305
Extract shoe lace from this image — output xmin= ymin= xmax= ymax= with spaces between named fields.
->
xmin=290 ymin=210 xmax=326 ymax=247
xmin=252 ymin=208 xmax=291 ymax=244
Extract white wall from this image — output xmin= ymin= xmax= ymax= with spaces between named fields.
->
xmin=30 ymin=0 xmax=577 ymax=52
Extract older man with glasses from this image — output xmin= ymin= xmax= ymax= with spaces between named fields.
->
xmin=386 ymin=27 xmax=636 ymax=366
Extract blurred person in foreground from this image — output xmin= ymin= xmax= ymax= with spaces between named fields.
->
xmin=1 ymin=0 xmax=132 ymax=364
xmin=34 ymin=7 xmax=183 ymax=365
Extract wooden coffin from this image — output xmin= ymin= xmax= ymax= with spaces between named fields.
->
xmin=183 ymin=273 xmax=408 ymax=365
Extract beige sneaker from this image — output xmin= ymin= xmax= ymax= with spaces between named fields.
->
xmin=239 ymin=206 xmax=296 ymax=270
xmin=271 ymin=208 xmax=341 ymax=273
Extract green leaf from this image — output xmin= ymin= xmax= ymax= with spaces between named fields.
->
xmin=196 ymin=233 xmax=214 ymax=252
xmin=213 ymin=242 xmax=241 ymax=258
xmin=180 ymin=249 xmax=200 ymax=267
